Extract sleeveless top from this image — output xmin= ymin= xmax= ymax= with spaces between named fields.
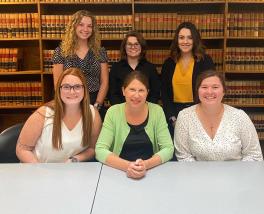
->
xmin=34 ymin=105 xmax=95 ymax=163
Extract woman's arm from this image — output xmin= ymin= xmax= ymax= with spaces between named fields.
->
xmin=73 ymin=109 xmax=102 ymax=162
xmin=109 ymin=63 xmax=123 ymax=105
xmin=52 ymin=64 xmax=64 ymax=87
xmin=16 ymin=107 xmax=46 ymax=163
xmin=161 ymin=58 xmax=175 ymax=120
xmin=95 ymin=62 xmax=109 ymax=105
xmin=148 ymin=64 xmax=161 ymax=104
xmin=52 ymin=47 xmax=64 ymax=87
xmin=174 ymin=111 xmax=196 ymax=161
xmin=152 ymin=106 xmax=174 ymax=164
xmin=239 ymin=111 xmax=263 ymax=161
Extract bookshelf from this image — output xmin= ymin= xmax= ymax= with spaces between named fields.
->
xmin=0 ymin=0 xmax=263 ymax=142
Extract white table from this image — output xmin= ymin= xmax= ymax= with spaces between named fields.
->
xmin=0 ymin=163 xmax=102 ymax=214
xmin=92 ymin=161 xmax=264 ymax=214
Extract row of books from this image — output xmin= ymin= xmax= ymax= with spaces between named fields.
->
xmin=41 ymin=15 xmax=133 ymax=39
xmin=0 ymin=48 xmax=20 ymax=72
xmin=248 ymin=113 xmax=264 ymax=141
xmin=227 ymin=13 xmax=264 ymax=38
xmin=206 ymin=49 xmax=223 ymax=72
xmin=225 ymin=47 xmax=264 ymax=72
xmin=0 ymin=13 xmax=39 ymax=39
xmin=0 ymin=81 xmax=42 ymax=106
xmin=0 ymin=0 xmax=37 ymax=2
xmin=134 ymin=13 xmax=224 ymax=38
xmin=1 ymin=0 xmax=263 ymax=3
xmin=134 ymin=0 xmax=217 ymax=1
xmin=41 ymin=15 xmax=70 ymax=39
xmin=43 ymin=49 xmax=54 ymax=73
xmin=4 ymin=12 xmax=264 ymax=40
xmin=224 ymin=80 xmax=264 ymax=105
xmin=40 ymin=0 xmax=131 ymax=2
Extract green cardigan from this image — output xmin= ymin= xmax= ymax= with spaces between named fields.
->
xmin=95 ymin=102 xmax=174 ymax=163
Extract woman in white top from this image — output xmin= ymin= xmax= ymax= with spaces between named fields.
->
xmin=174 ymin=69 xmax=263 ymax=161
xmin=16 ymin=67 xmax=102 ymax=163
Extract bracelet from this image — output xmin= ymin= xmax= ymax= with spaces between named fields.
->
xmin=69 ymin=156 xmax=79 ymax=162
xmin=169 ymin=116 xmax=177 ymax=123
xmin=94 ymin=102 xmax=102 ymax=110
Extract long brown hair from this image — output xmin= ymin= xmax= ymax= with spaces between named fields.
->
xmin=61 ymin=10 xmax=101 ymax=59
xmin=170 ymin=22 xmax=205 ymax=62
xmin=52 ymin=67 xmax=93 ymax=150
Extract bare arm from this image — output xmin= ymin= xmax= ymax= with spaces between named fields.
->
xmin=144 ymin=155 xmax=162 ymax=170
xmin=95 ymin=62 xmax=109 ymax=104
xmin=52 ymin=64 xmax=64 ymax=87
xmin=74 ymin=109 xmax=102 ymax=162
xmin=16 ymin=107 xmax=46 ymax=163
xmin=105 ymin=153 xmax=131 ymax=172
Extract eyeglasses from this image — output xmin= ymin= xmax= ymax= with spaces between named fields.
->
xmin=60 ymin=84 xmax=84 ymax=92
xmin=128 ymin=88 xmax=147 ymax=96
xmin=126 ymin=43 xmax=140 ymax=49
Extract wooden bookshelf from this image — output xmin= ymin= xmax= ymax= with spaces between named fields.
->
xmin=0 ymin=0 xmax=263 ymax=141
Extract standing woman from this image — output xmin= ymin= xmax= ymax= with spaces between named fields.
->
xmin=161 ymin=22 xmax=215 ymax=133
xmin=109 ymin=30 xmax=160 ymax=105
xmin=52 ymin=10 xmax=108 ymax=116
xmin=16 ymin=68 xmax=102 ymax=163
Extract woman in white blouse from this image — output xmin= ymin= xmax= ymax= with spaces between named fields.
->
xmin=16 ymin=67 xmax=102 ymax=163
xmin=174 ymin=69 xmax=263 ymax=161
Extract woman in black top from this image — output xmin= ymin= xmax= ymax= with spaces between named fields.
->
xmin=161 ymin=22 xmax=215 ymax=135
xmin=109 ymin=30 xmax=160 ymax=105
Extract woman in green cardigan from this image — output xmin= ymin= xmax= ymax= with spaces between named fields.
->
xmin=96 ymin=71 xmax=173 ymax=179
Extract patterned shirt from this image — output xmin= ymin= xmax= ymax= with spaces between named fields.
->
xmin=52 ymin=46 xmax=108 ymax=92
xmin=174 ymin=104 xmax=263 ymax=161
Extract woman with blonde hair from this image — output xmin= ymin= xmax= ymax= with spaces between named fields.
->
xmin=53 ymin=10 xmax=108 ymax=117
xmin=16 ymin=68 xmax=102 ymax=163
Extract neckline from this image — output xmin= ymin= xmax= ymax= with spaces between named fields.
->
xmin=62 ymin=117 xmax=82 ymax=132
xmin=76 ymin=49 xmax=90 ymax=61
xmin=194 ymin=104 xmax=225 ymax=141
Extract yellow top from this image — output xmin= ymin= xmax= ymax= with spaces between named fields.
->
xmin=172 ymin=58 xmax=194 ymax=103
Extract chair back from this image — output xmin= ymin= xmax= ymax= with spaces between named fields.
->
xmin=0 ymin=123 xmax=24 ymax=163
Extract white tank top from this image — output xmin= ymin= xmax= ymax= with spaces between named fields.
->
xmin=34 ymin=105 xmax=95 ymax=163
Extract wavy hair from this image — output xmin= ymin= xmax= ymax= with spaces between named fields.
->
xmin=170 ymin=22 xmax=205 ymax=62
xmin=51 ymin=67 xmax=93 ymax=150
xmin=61 ymin=10 xmax=101 ymax=59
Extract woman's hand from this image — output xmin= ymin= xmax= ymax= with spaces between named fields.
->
xmin=126 ymin=159 xmax=146 ymax=179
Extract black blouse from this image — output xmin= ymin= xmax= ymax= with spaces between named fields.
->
xmin=109 ymin=59 xmax=161 ymax=105
xmin=120 ymin=115 xmax=153 ymax=161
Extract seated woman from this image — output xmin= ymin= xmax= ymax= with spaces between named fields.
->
xmin=174 ymin=69 xmax=263 ymax=161
xmin=16 ymin=68 xmax=102 ymax=163
xmin=96 ymin=71 xmax=174 ymax=179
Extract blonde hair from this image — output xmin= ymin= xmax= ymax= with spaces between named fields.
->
xmin=61 ymin=10 xmax=101 ymax=59
xmin=52 ymin=67 xmax=93 ymax=150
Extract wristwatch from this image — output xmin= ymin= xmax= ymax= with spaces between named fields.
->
xmin=69 ymin=156 xmax=79 ymax=162
xmin=94 ymin=102 xmax=102 ymax=110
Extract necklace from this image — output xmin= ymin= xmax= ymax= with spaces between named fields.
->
xmin=196 ymin=104 xmax=224 ymax=139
